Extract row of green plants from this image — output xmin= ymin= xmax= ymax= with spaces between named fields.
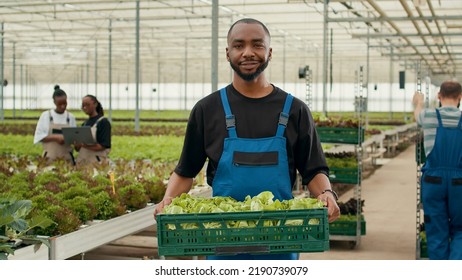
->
xmin=2 ymin=109 xmax=191 ymax=120
xmin=325 ymin=152 xmax=358 ymax=169
xmin=0 ymin=122 xmax=187 ymax=137
xmin=3 ymin=109 xmax=412 ymax=122
xmin=1 ymin=155 xmax=174 ymax=236
xmin=0 ymin=120 xmax=190 ymax=259
xmin=0 ymin=134 xmax=184 ymax=160
xmin=0 ymin=153 xmax=176 ymax=259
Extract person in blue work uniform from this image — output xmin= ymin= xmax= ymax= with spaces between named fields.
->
xmin=413 ymin=80 xmax=462 ymax=260
xmin=154 ymin=18 xmax=340 ymax=260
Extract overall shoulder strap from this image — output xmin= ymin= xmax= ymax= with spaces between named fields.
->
xmin=276 ymin=94 xmax=294 ymax=137
xmin=91 ymin=116 xmax=106 ymax=128
xmin=435 ymin=109 xmax=443 ymax=127
xmin=458 ymin=110 xmax=462 ymax=129
xmin=219 ymin=87 xmax=237 ymax=138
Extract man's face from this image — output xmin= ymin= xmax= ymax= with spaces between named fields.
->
xmin=226 ymin=23 xmax=272 ymax=81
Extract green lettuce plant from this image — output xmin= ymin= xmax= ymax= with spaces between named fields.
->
xmin=0 ymin=197 xmax=55 ymax=260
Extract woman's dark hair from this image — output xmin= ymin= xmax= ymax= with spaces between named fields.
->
xmin=52 ymin=85 xmax=67 ymax=100
xmin=85 ymin=94 xmax=104 ymax=116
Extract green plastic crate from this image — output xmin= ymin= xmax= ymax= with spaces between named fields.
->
xmin=419 ymin=238 xmax=428 ymax=259
xmin=415 ymin=138 xmax=426 ymax=165
xmin=328 ymin=167 xmax=360 ymax=184
xmin=156 ymin=208 xmax=329 ymax=257
xmin=329 ymin=216 xmax=366 ymax=236
xmin=317 ymin=127 xmax=365 ymax=144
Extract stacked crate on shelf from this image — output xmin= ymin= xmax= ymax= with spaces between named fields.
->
xmin=317 ymin=127 xmax=365 ymax=145
xmin=329 ymin=214 xmax=366 ymax=236
xmin=317 ymin=124 xmax=365 ymax=248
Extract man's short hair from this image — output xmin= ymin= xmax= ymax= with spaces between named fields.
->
xmin=440 ymin=80 xmax=462 ymax=99
xmin=227 ymin=18 xmax=271 ymax=43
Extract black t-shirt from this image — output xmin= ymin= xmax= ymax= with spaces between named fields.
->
xmin=82 ymin=114 xmax=111 ymax=148
xmin=174 ymin=84 xmax=328 ymax=188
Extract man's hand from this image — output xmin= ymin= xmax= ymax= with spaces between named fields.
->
xmin=306 ymin=173 xmax=341 ymax=222
xmin=318 ymin=192 xmax=340 ymax=222
xmin=153 ymin=172 xmax=194 ymax=220
xmin=413 ymin=91 xmax=424 ymax=121
xmin=412 ymin=91 xmax=424 ymax=107
xmin=153 ymin=197 xmax=173 ymax=219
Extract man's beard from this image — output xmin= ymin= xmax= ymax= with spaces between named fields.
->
xmin=230 ymin=59 xmax=269 ymax=81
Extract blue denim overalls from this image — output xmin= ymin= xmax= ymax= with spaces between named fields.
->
xmin=207 ymin=88 xmax=297 ymax=260
xmin=421 ymin=109 xmax=462 ymax=259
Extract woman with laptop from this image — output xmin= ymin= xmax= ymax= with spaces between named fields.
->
xmin=74 ymin=94 xmax=111 ymax=165
xmin=33 ymin=85 xmax=77 ymax=165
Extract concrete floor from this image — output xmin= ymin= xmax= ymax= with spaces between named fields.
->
xmin=301 ymin=145 xmax=418 ymax=260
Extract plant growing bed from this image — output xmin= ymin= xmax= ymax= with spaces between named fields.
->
xmin=1 ymin=198 xmax=53 ymax=260
xmin=325 ymin=152 xmax=360 ymax=184
xmin=328 ymin=168 xmax=360 ymax=184
xmin=329 ymin=199 xmax=366 ymax=238
xmin=315 ymin=117 xmax=365 ymax=144
xmin=5 ymin=205 xmax=157 ymax=260
xmin=329 ymin=215 xmax=366 ymax=236
xmin=7 ymin=243 xmax=49 ymax=260
xmin=0 ymin=156 xmax=171 ymax=248
xmin=316 ymin=127 xmax=365 ymax=144
xmin=49 ymin=205 xmax=156 ymax=260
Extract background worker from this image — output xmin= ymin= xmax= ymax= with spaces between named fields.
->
xmin=74 ymin=94 xmax=111 ymax=165
xmin=33 ymin=85 xmax=76 ymax=164
xmin=154 ymin=18 xmax=339 ymax=260
xmin=413 ymin=80 xmax=462 ymax=260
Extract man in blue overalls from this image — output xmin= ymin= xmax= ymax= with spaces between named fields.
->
xmin=413 ymin=80 xmax=462 ymax=259
xmin=154 ymin=18 xmax=340 ymax=260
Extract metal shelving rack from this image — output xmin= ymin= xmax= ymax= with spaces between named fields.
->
xmin=325 ymin=65 xmax=366 ymax=248
xmin=415 ymin=62 xmax=430 ymax=260
xmin=304 ymin=65 xmax=313 ymax=110
xmin=294 ymin=65 xmax=313 ymax=194
xmin=354 ymin=66 xmax=365 ymax=248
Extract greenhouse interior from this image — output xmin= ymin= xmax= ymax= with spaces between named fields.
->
xmin=1 ymin=0 xmax=462 ymax=261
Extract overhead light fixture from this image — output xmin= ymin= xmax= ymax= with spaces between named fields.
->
xmin=63 ymin=3 xmax=78 ymax=10
xmin=220 ymin=6 xmax=232 ymax=13
xmin=447 ymin=24 xmax=462 ymax=29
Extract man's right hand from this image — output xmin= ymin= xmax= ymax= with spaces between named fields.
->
xmin=153 ymin=172 xmax=194 ymax=220
xmin=412 ymin=91 xmax=423 ymax=107
xmin=413 ymin=91 xmax=424 ymax=121
xmin=153 ymin=197 xmax=173 ymax=220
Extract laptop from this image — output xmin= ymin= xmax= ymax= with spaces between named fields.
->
xmin=62 ymin=127 xmax=96 ymax=145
